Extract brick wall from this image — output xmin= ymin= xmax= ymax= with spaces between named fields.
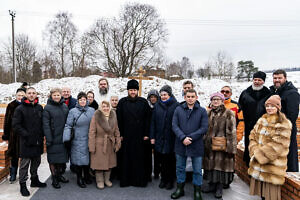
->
xmin=235 ymin=145 xmax=300 ymax=200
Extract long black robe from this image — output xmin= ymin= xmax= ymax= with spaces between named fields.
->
xmin=117 ymin=96 xmax=151 ymax=187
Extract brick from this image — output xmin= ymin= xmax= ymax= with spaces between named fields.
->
xmin=282 ymin=191 xmax=292 ymax=200
xmin=285 ymin=184 xmax=294 ymax=193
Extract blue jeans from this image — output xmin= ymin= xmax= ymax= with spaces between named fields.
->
xmin=175 ymin=154 xmax=203 ymax=186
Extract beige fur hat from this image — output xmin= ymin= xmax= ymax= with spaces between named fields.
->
xmin=265 ymin=95 xmax=281 ymax=110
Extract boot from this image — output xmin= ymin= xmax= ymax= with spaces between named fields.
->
xmin=95 ymin=171 xmax=104 ymax=189
xmin=201 ymin=181 xmax=215 ymax=193
xmin=194 ymin=185 xmax=202 ymax=200
xmin=57 ymin=174 xmax=69 ymax=183
xmin=83 ymin=166 xmax=92 ymax=184
xmin=9 ymin=167 xmax=17 ymax=183
xmin=76 ymin=167 xmax=86 ymax=188
xmin=215 ymin=183 xmax=223 ymax=199
xmin=30 ymin=176 xmax=47 ymax=188
xmin=171 ymin=182 xmax=185 ymax=199
xmin=51 ymin=175 xmax=61 ymax=189
xmin=165 ymin=181 xmax=174 ymax=190
xmin=20 ymin=182 xmax=30 ymax=196
xmin=104 ymin=170 xmax=112 ymax=187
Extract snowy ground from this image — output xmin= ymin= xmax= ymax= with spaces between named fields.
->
xmin=0 ymin=72 xmax=299 ymax=107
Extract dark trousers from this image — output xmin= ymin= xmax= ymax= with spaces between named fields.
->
xmin=19 ymin=156 xmax=41 ymax=183
xmin=158 ymin=152 xmax=176 ymax=183
xmin=11 ymin=156 xmax=19 ymax=168
xmin=153 ymin=149 xmax=162 ymax=177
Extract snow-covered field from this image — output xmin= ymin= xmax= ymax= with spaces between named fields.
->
xmin=0 ymin=71 xmax=299 ymax=107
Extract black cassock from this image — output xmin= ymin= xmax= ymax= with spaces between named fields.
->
xmin=117 ymin=96 xmax=152 ymax=187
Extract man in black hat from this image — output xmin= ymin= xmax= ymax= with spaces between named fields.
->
xmin=238 ymin=71 xmax=271 ymax=167
xmin=116 ymin=79 xmax=152 ymax=187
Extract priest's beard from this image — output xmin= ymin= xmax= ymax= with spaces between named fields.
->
xmin=252 ymin=84 xmax=263 ymax=91
xmin=99 ymin=88 xmax=108 ymax=95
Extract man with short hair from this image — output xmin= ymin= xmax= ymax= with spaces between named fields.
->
xmin=238 ymin=71 xmax=271 ymax=167
xmin=178 ymin=81 xmax=194 ymax=103
xmin=220 ymin=86 xmax=244 ymax=143
xmin=94 ymin=78 xmax=111 ymax=104
xmin=87 ymin=91 xmax=99 ymax=110
xmin=171 ymin=89 xmax=208 ymax=200
xmin=270 ymin=69 xmax=299 ymax=172
xmin=110 ymin=95 xmax=119 ymax=110
xmin=117 ymin=79 xmax=152 ymax=187
xmin=62 ymin=87 xmax=76 ymax=109
xmin=13 ymin=87 xmax=47 ymax=196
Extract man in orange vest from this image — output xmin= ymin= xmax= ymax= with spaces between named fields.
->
xmin=220 ymin=86 xmax=244 ymax=143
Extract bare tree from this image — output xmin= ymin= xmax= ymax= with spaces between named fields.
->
xmin=208 ymin=51 xmax=235 ymax=79
xmin=44 ymin=12 xmax=78 ymax=77
xmin=165 ymin=61 xmax=182 ymax=78
xmin=89 ymin=3 xmax=167 ymax=77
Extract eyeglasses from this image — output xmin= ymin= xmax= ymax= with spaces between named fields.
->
xmin=221 ymin=90 xmax=230 ymax=94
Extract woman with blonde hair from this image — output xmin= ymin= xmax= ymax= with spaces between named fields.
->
xmin=248 ymin=95 xmax=292 ymax=200
xmin=89 ymin=101 xmax=121 ymax=189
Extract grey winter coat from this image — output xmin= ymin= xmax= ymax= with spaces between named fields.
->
xmin=43 ymin=97 xmax=69 ymax=164
xmin=63 ymin=103 xmax=95 ymax=166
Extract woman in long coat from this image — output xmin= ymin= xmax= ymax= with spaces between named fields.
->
xmin=2 ymin=88 xmax=25 ymax=182
xmin=63 ymin=92 xmax=95 ymax=188
xmin=248 ymin=95 xmax=292 ymax=200
xmin=43 ymin=88 xmax=69 ymax=189
xmin=202 ymin=92 xmax=237 ymax=199
xmin=89 ymin=101 xmax=121 ymax=189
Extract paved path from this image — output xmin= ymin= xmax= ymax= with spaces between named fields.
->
xmin=0 ymin=154 xmax=260 ymax=200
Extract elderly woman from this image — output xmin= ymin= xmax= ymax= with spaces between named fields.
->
xmin=43 ymin=88 xmax=69 ymax=189
xmin=248 ymin=95 xmax=292 ymax=200
xmin=89 ymin=101 xmax=121 ymax=189
xmin=2 ymin=88 xmax=25 ymax=183
xmin=202 ymin=92 xmax=237 ymax=199
xmin=63 ymin=92 xmax=95 ymax=188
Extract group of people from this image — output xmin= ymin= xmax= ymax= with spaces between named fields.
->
xmin=2 ymin=69 xmax=299 ymax=200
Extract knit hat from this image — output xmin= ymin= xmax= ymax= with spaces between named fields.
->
xmin=159 ymin=85 xmax=173 ymax=96
xmin=253 ymin=71 xmax=266 ymax=82
xmin=210 ymin=92 xmax=225 ymax=101
xmin=265 ymin=95 xmax=281 ymax=110
xmin=127 ymin=79 xmax=139 ymax=90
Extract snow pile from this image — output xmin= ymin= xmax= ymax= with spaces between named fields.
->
xmin=0 ymin=72 xmax=299 ymax=107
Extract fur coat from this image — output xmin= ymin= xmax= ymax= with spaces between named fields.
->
xmin=248 ymin=113 xmax=292 ymax=185
xmin=89 ymin=109 xmax=121 ymax=170
xmin=203 ymin=105 xmax=237 ymax=172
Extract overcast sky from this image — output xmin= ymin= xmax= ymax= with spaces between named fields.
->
xmin=1 ymin=0 xmax=300 ymax=70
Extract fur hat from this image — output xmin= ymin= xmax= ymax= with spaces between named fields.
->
xmin=147 ymin=89 xmax=159 ymax=100
xmin=210 ymin=92 xmax=225 ymax=101
xmin=159 ymin=85 xmax=173 ymax=96
xmin=127 ymin=79 xmax=139 ymax=90
xmin=265 ymin=95 xmax=281 ymax=110
xmin=253 ymin=71 xmax=266 ymax=82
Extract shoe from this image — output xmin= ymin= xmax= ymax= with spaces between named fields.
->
xmin=51 ymin=176 xmax=61 ymax=189
xmin=57 ymin=175 xmax=69 ymax=183
xmin=194 ymin=185 xmax=202 ymax=200
xmin=165 ymin=182 xmax=174 ymax=190
xmin=171 ymin=182 xmax=185 ymax=199
xmin=95 ymin=171 xmax=104 ymax=189
xmin=9 ymin=167 xmax=17 ymax=183
xmin=30 ymin=176 xmax=47 ymax=188
xmin=76 ymin=167 xmax=86 ymax=188
xmin=20 ymin=182 xmax=30 ymax=196
xmin=104 ymin=170 xmax=112 ymax=187
xmin=159 ymin=180 xmax=167 ymax=188
xmin=215 ymin=183 xmax=223 ymax=199
xmin=201 ymin=181 xmax=215 ymax=193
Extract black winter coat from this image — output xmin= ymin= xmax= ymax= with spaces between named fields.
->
xmin=2 ymin=100 xmax=22 ymax=158
xmin=270 ymin=81 xmax=299 ymax=172
xmin=238 ymin=85 xmax=271 ymax=166
xmin=12 ymin=98 xmax=44 ymax=158
xmin=89 ymin=100 xmax=99 ymax=110
xmin=43 ymin=97 xmax=69 ymax=164
xmin=150 ymin=97 xmax=179 ymax=154
xmin=116 ymin=96 xmax=151 ymax=187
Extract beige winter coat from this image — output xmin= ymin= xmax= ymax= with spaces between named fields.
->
xmin=248 ymin=113 xmax=292 ymax=185
xmin=89 ymin=109 xmax=121 ymax=170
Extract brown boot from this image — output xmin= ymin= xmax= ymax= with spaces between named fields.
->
xmin=104 ymin=170 xmax=112 ymax=187
xmin=95 ymin=171 xmax=104 ymax=189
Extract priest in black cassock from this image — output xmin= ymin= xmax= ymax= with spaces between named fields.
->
xmin=117 ymin=79 xmax=152 ymax=187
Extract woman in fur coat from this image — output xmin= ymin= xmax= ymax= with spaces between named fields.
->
xmin=248 ymin=95 xmax=292 ymax=200
xmin=202 ymin=92 xmax=237 ymax=199
xmin=89 ymin=101 xmax=121 ymax=189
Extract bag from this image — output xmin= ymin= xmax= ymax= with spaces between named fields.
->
xmin=70 ymin=111 xmax=84 ymax=140
xmin=212 ymin=136 xmax=227 ymax=151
